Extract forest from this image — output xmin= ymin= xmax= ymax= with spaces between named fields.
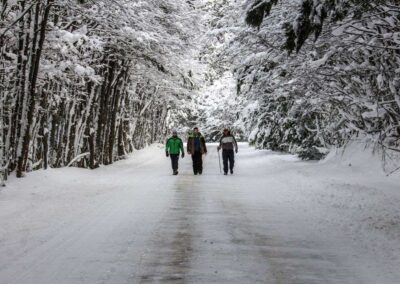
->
xmin=1 ymin=0 xmax=400 ymax=181
xmin=0 ymin=0 xmax=201 ymax=180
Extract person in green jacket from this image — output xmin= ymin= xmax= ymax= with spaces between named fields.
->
xmin=165 ymin=129 xmax=184 ymax=175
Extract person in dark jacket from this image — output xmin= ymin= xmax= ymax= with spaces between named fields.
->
xmin=165 ymin=129 xmax=184 ymax=175
xmin=187 ymin=127 xmax=207 ymax=175
xmin=217 ymin=128 xmax=238 ymax=175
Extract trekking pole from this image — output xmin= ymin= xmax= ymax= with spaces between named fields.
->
xmin=217 ymin=148 xmax=222 ymax=173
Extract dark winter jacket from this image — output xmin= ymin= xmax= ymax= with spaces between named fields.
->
xmin=166 ymin=137 xmax=184 ymax=155
xmin=187 ymin=133 xmax=207 ymax=155
xmin=219 ymin=133 xmax=238 ymax=151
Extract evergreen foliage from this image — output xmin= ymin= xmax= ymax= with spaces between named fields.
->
xmin=245 ymin=0 xmax=279 ymax=29
xmin=204 ymin=0 xmax=400 ymax=164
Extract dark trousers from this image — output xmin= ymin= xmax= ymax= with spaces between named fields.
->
xmin=222 ymin=149 xmax=234 ymax=173
xmin=170 ymin=154 xmax=179 ymax=172
xmin=192 ymin=151 xmax=203 ymax=173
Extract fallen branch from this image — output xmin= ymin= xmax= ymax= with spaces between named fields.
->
xmin=67 ymin=152 xmax=90 ymax=167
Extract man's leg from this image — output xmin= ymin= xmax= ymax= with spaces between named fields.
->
xmin=228 ymin=150 xmax=234 ymax=173
xmin=170 ymin=155 xmax=174 ymax=172
xmin=191 ymin=154 xmax=197 ymax=174
xmin=222 ymin=150 xmax=229 ymax=174
xmin=174 ymin=155 xmax=179 ymax=173
xmin=171 ymin=154 xmax=179 ymax=174
xmin=193 ymin=151 xmax=201 ymax=173
xmin=196 ymin=151 xmax=203 ymax=174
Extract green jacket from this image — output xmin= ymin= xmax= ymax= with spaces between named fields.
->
xmin=166 ymin=136 xmax=184 ymax=155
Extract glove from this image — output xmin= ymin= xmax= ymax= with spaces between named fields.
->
xmin=217 ymin=146 xmax=221 ymax=151
xmin=166 ymin=152 xmax=169 ymax=157
xmin=235 ymin=149 xmax=238 ymax=154
xmin=181 ymin=153 xmax=185 ymax=158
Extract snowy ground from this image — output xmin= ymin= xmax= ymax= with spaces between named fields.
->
xmin=0 ymin=143 xmax=399 ymax=284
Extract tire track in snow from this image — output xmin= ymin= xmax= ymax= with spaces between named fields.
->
xmin=136 ymin=177 xmax=198 ymax=283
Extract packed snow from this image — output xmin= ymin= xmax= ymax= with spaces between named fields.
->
xmin=0 ymin=143 xmax=399 ymax=283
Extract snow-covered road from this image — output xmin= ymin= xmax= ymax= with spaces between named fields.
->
xmin=1 ymin=144 xmax=399 ymax=283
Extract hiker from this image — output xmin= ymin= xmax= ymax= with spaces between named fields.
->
xmin=187 ymin=127 xmax=207 ymax=175
xmin=165 ymin=129 xmax=184 ymax=175
xmin=217 ymin=128 xmax=238 ymax=175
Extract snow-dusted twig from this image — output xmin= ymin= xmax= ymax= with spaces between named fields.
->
xmin=0 ymin=1 xmax=38 ymax=39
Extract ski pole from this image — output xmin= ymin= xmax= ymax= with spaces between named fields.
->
xmin=217 ymin=148 xmax=222 ymax=173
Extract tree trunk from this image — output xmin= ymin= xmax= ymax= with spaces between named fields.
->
xmin=17 ymin=0 xmax=53 ymax=177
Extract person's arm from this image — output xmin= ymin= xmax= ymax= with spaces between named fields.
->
xmin=217 ymin=137 xmax=222 ymax=151
xmin=232 ymin=135 xmax=238 ymax=153
xmin=180 ymin=139 xmax=185 ymax=157
xmin=202 ymin=137 xmax=207 ymax=153
xmin=186 ymin=138 xmax=191 ymax=154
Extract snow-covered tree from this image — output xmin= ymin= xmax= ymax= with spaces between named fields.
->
xmin=0 ymin=0 xmax=202 ymax=178
xmin=202 ymin=0 xmax=400 ymax=163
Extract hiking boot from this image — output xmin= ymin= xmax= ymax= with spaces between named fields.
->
xmin=198 ymin=170 xmax=202 ymax=175
xmin=224 ymin=172 xmax=227 ymax=175
xmin=173 ymin=171 xmax=178 ymax=175
xmin=230 ymin=170 xmax=233 ymax=174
